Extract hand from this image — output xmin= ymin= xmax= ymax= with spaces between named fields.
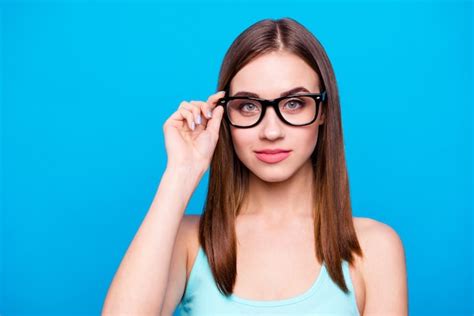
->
xmin=163 ymin=90 xmax=226 ymax=174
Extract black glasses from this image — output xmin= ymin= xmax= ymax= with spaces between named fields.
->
xmin=216 ymin=91 xmax=327 ymax=128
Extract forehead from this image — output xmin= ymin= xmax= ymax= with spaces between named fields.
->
xmin=229 ymin=51 xmax=320 ymax=98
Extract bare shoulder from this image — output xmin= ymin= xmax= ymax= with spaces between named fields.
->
xmin=179 ymin=214 xmax=201 ymax=279
xmin=160 ymin=214 xmax=201 ymax=316
xmin=352 ymin=216 xmax=408 ymax=315
xmin=352 ymin=216 xmax=406 ymax=267
xmin=353 ymin=217 xmax=405 ymax=257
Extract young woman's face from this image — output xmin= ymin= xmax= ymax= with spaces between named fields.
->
xmin=228 ymin=50 xmax=325 ymax=182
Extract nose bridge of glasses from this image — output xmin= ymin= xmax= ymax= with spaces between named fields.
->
xmin=256 ymin=100 xmax=290 ymax=129
xmin=260 ymin=99 xmax=281 ymax=118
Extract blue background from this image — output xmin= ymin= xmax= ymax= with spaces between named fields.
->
xmin=0 ymin=0 xmax=472 ymax=315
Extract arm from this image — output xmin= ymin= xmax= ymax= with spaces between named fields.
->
xmin=101 ymin=166 xmax=204 ymax=315
xmin=361 ymin=219 xmax=408 ymax=316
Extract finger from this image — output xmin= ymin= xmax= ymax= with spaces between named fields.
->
xmin=180 ymin=102 xmax=201 ymax=128
xmin=207 ymin=90 xmax=226 ymax=115
xmin=170 ymin=101 xmax=196 ymax=131
xmin=178 ymin=108 xmax=196 ymax=131
xmin=188 ymin=101 xmax=205 ymax=126
xmin=190 ymin=101 xmax=210 ymax=124
xmin=169 ymin=101 xmax=189 ymax=122
xmin=168 ymin=107 xmax=195 ymax=131
xmin=206 ymin=104 xmax=225 ymax=137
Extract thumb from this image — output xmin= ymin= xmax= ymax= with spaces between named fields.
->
xmin=206 ymin=106 xmax=225 ymax=137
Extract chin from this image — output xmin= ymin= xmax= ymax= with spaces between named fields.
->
xmin=252 ymin=171 xmax=292 ymax=183
xmin=246 ymin=161 xmax=298 ymax=183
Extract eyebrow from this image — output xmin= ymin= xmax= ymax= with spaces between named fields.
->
xmin=232 ymin=86 xmax=311 ymax=98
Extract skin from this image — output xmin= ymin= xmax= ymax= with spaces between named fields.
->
xmin=229 ymin=50 xmax=323 ymax=221
xmin=160 ymin=50 xmax=408 ymax=316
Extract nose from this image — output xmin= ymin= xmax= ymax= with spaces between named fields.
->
xmin=259 ymin=106 xmax=285 ymax=140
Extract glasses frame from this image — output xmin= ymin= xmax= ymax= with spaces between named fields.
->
xmin=216 ymin=90 xmax=327 ymax=128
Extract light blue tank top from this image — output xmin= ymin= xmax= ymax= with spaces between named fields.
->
xmin=176 ymin=245 xmax=361 ymax=316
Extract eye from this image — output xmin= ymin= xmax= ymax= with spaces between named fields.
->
xmin=284 ymin=99 xmax=305 ymax=110
xmin=239 ymin=102 xmax=259 ymax=112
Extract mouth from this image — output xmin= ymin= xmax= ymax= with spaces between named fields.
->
xmin=254 ymin=150 xmax=292 ymax=164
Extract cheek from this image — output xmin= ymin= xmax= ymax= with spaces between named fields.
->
xmin=230 ymin=129 xmax=253 ymax=160
xmin=291 ymin=125 xmax=320 ymax=157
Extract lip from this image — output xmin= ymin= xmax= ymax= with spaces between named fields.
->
xmin=254 ymin=150 xmax=292 ymax=164
xmin=254 ymin=148 xmax=292 ymax=154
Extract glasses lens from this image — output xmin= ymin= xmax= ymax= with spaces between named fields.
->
xmin=279 ymin=96 xmax=317 ymax=125
xmin=226 ymin=96 xmax=318 ymax=127
xmin=227 ymin=99 xmax=262 ymax=126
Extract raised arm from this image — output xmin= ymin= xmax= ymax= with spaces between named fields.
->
xmin=101 ymin=90 xmax=226 ymax=315
xmin=101 ymin=167 xmax=203 ymax=315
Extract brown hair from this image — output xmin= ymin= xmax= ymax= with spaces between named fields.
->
xmin=198 ymin=17 xmax=363 ymax=295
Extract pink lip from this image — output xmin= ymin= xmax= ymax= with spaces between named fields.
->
xmin=255 ymin=151 xmax=291 ymax=164
xmin=254 ymin=148 xmax=291 ymax=154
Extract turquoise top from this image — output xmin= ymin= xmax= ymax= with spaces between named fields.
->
xmin=177 ymin=245 xmax=361 ymax=315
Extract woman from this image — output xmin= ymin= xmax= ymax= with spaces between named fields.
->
xmin=102 ymin=17 xmax=408 ymax=316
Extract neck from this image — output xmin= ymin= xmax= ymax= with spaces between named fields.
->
xmin=239 ymin=159 xmax=315 ymax=223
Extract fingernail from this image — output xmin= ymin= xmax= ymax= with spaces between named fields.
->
xmin=207 ymin=110 xmax=212 ymax=118
xmin=191 ymin=122 xmax=195 ymax=130
xmin=196 ymin=114 xmax=202 ymax=125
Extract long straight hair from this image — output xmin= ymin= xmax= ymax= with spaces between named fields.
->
xmin=198 ymin=17 xmax=363 ymax=295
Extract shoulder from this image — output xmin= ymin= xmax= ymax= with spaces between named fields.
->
xmin=179 ymin=214 xmax=201 ymax=278
xmin=179 ymin=214 xmax=201 ymax=250
xmin=353 ymin=217 xmax=405 ymax=262
xmin=160 ymin=214 xmax=202 ymax=315
xmin=353 ymin=217 xmax=408 ymax=314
